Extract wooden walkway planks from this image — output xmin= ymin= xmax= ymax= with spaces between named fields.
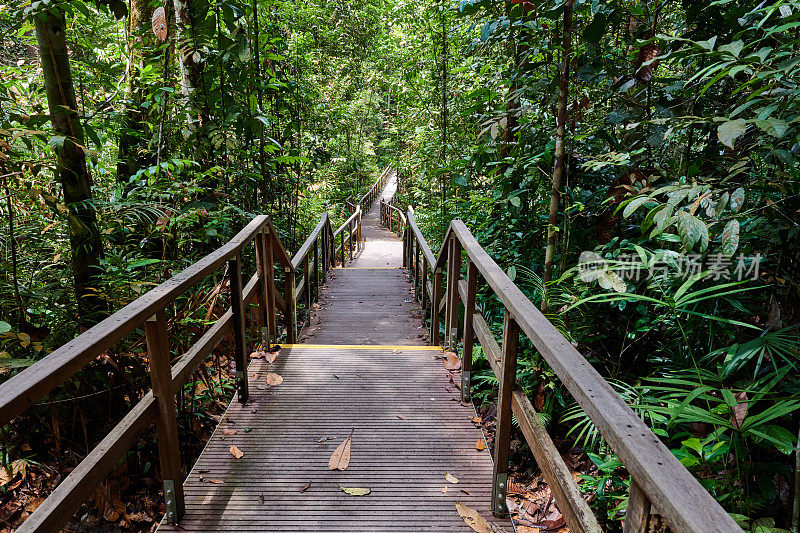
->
xmin=159 ymin=174 xmax=509 ymax=531
xmin=303 ymin=171 xmax=426 ymax=345
xmin=160 ymin=346 xmax=502 ymax=531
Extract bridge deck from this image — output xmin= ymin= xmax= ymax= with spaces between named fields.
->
xmin=160 ymin=175 xmax=507 ymax=531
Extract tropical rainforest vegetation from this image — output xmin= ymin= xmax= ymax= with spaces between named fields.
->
xmin=1 ymin=0 xmax=799 ymax=530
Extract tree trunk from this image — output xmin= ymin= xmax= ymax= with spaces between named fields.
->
xmin=117 ymin=0 xmax=156 ymax=188
xmin=35 ymin=9 xmax=106 ymax=327
xmin=174 ymin=0 xmax=208 ymax=131
xmin=440 ymin=0 xmax=448 ymax=219
xmin=542 ymin=0 xmax=572 ymax=308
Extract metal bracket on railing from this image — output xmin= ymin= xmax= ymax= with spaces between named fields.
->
xmin=236 ymin=370 xmax=246 ymax=400
xmin=164 ymin=479 xmax=178 ymax=524
xmin=261 ymin=327 xmax=270 ymax=349
xmin=492 ymin=471 xmax=508 ymax=517
xmin=461 ymin=370 xmax=471 ymax=402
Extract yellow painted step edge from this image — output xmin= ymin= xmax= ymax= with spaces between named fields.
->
xmin=277 ymin=344 xmax=443 ymax=351
xmin=333 ymin=266 xmax=403 ymax=270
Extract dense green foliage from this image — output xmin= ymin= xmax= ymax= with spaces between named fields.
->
xmin=1 ymin=0 xmax=799 ymax=529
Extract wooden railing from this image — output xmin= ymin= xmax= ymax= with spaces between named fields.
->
xmin=332 ymin=206 xmax=362 ymax=265
xmin=0 ymin=168 xmax=392 ymax=532
xmin=380 ymin=198 xmax=406 ymax=236
xmin=391 ymin=206 xmax=742 ymax=532
xmin=344 ymin=164 xmax=393 ymax=215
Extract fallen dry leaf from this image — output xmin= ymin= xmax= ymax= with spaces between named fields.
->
xmin=442 ymin=485 xmax=448 ymax=493
xmin=266 ymin=350 xmax=278 ymax=363
xmin=731 ymin=391 xmax=748 ymax=429
xmin=445 ymin=472 xmax=459 ymax=484
xmin=443 ymin=351 xmax=462 ymax=371
xmin=475 ymin=440 xmax=486 ymax=451
xmin=222 ymin=429 xmax=237 ymax=435
xmin=340 ymin=486 xmax=370 ymax=496
xmin=250 ymin=350 xmax=266 ymax=359
xmin=229 ymin=445 xmax=244 ymax=459
xmin=456 ymin=501 xmax=495 ymax=533
xmin=472 ymin=416 xmax=483 ymax=425
xmin=328 ymin=430 xmax=353 ymax=470
xmin=265 ymin=372 xmax=283 ymax=386
xmin=300 ymin=481 xmax=312 ymax=492
xmin=207 ymin=479 xmax=224 ymax=484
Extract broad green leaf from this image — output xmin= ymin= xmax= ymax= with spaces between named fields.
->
xmin=583 ymin=12 xmax=607 ymax=43
xmin=717 ymin=119 xmax=746 ymax=149
xmin=622 ymin=196 xmax=649 ymax=218
xmin=721 ymin=220 xmax=740 ymax=257
xmin=506 ymin=265 xmax=516 ymax=281
xmin=48 ymin=135 xmax=66 ymax=150
xmin=0 ymin=322 xmax=10 ymax=334
xmin=718 ymin=40 xmax=744 ymax=57
xmin=754 ymin=118 xmax=788 ymax=138
xmin=681 ymin=437 xmax=703 ymax=455
xmin=696 ymin=36 xmax=717 ymax=51
xmin=730 ymin=187 xmax=745 ymax=212
xmin=714 ymin=192 xmax=729 ymax=215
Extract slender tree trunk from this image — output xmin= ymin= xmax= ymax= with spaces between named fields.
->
xmin=542 ymin=0 xmax=572 ymax=308
xmin=117 ymin=0 xmax=155 ymax=188
xmin=35 ymin=9 xmax=106 ymax=327
xmin=252 ymin=0 xmax=269 ymax=205
xmin=174 ymin=0 xmax=208 ymax=133
xmin=440 ymin=0 xmax=448 ymax=218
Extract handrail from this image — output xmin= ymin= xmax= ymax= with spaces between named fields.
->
xmin=344 ymin=164 xmax=392 ymax=215
xmin=402 ymin=208 xmax=742 ymax=533
xmin=358 ymin=164 xmax=392 ymax=210
xmin=407 ymin=207 xmax=435 ymax=268
xmin=331 ymin=205 xmax=362 ymax=266
xmin=5 ymin=208 xmax=340 ymax=532
xmin=380 ymin=199 xmax=406 ymax=236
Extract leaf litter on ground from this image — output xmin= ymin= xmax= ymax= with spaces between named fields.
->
xmin=265 ymin=372 xmax=283 ymax=386
xmin=443 ymin=351 xmax=462 ymax=370
xmin=456 ymin=502 xmax=508 ymax=533
xmin=328 ymin=429 xmax=353 ymax=470
xmin=339 ymin=486 xmax=370 ymax=496
xmin=229 ymin=445 xmax=244 ymax=459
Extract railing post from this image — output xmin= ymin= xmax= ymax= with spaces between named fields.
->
xmin=228 ymin=255 xmax=249 ymax=403
xmin=402 ymin=225 xmax=408 ymax=268
xmin=461 ymin=260 xmax=478 ymax=402
xmin=431 ymin=267 xmax=442 ymax=346
xmin=284 ymin=266 xmax=297 ymax=343
xmin=492 ymin=309 xmax=519 ymax=518
xmin=303 ymin=255 xmax=311 ymax=319
xmin=422 ymin=257 xmax=429 ymax=311
xmin=145 ymin=310 xmax=185 ymax=525
xmin=624 ymin=480 xmax=652 ymax=532
xmin=348 ymin=221 xmax=354 ymax=261
xmin=255 ymin=229 xmax=270 ymax=345
xmin=263 ymin=231 xmax=277 ymax=345
xmin=313 ymin=237 xmax=320 ymax=302
xmin=329 ymin=228 xmax=334 ymax=267
xmin=340 ymin=230 xmax=345 ymax=266
xmin=445 ymin=236 xmax=462 ymax=349
xmin=414 ymin=240 xmax=421 ymax=300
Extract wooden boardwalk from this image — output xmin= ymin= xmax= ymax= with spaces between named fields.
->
xmin=161 ymin=175 xmax=507 ymax=531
